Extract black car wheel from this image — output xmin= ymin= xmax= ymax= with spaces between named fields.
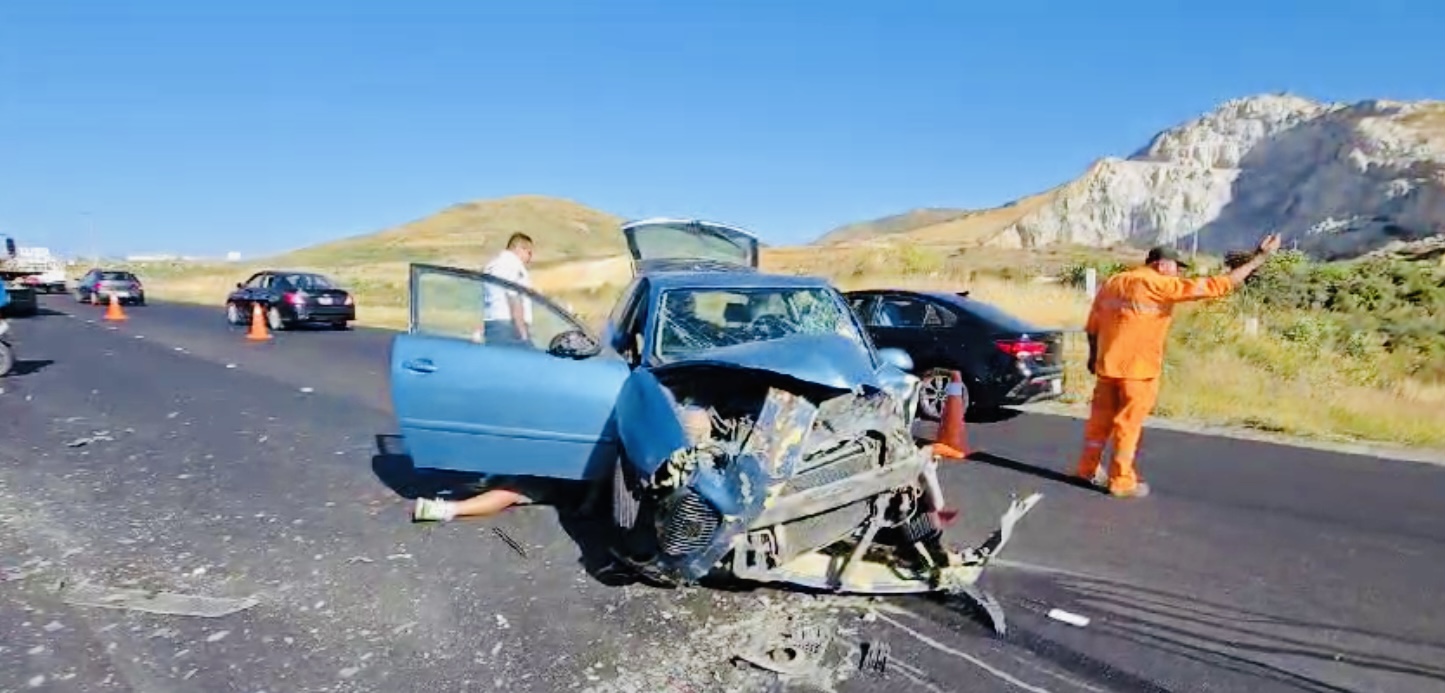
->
xmin=266 ymin=305 xmax=287 ymax=332
xmin=917 ymin=367 xmax=972 ymax=420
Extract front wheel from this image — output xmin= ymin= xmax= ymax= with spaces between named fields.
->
xmin=0 ymin=341 xmax=13 ymax=377
xmin=225 ymin=302 xmax=243 ymax=325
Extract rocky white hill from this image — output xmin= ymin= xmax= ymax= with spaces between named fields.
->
xmin=854 ymin=94 xmax=1445 ymax=259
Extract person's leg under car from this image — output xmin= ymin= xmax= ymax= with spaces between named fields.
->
xmin=412 ymin=475 xmax=543 ymax=522
xmin=1076 ymin=376 xmax=1122 ymax=483
xmin=1104 ymin=377 xmax=1161 ymax=498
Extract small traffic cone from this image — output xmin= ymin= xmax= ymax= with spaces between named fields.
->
xmin=246 ymin=302 xmax=271 ymax=341
xmin=931 ymin=370 xmax=970 ymax=460
xmin=103 ymin=293 xmax=128 ymax=321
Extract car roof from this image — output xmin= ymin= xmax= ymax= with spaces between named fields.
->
xmin=851 ymin=288 xmax=1045 ymax=332
xmin=645 ymin=268 xmax=834 ymax=292
xmin=258 ymin=270 xmax=330 ymax=278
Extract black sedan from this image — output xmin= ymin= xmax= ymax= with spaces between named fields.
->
xmin=225 ymin=270 xmax=356 ymax=331
xmin=845 ymin=289 xmax=1065 ymax=418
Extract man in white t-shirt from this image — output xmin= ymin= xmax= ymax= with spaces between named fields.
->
xmin=478 ymin=232 xmax=534 ymax=346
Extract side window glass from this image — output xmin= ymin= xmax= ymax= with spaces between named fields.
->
xmin=412 ymin=266 xmax=598 ymax=358
xmin=848 ymin=295 xmax=876 ymax=324
xmin=873 ymin=296 xmax=928 ymax=328
xmin=922 ymin=303 xmax=957 ymax=328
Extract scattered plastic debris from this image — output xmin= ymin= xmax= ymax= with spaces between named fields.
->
xmin=299 ymin=387 xmax=314 ymax=393
xmin=59 ymin=581 xmax=260 ymax=618
xmin=1046 ymin=608 xmax=1090 ymax=627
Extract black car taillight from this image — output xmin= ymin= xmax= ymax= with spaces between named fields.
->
xmin=995 ymin=338 xmax=1047 ymax=359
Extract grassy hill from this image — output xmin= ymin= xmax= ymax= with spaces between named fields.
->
xmin=815 ymin=208 xmax=974 ymax=245
xmin=278 ymin=194 xmax=625 ymax=268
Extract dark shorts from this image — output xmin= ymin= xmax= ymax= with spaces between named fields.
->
xmin=483 ymin=320 xmax=530 ymax=347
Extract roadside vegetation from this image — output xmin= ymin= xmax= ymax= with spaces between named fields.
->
xmin=124 ymin=239 xmax=1445 ymax=450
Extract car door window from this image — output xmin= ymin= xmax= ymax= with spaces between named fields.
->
xmin=922 ymin=302 xmax=958 ymax=329
xmin=871 ymin=296 xmax=929 ymax=329
xmin=411 ymin=264 xmax=599 ymax=357
xmin=848 ymin=295 xmax=878 ymax=323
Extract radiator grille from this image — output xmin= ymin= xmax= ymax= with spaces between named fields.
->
xmin=658 ymin=490 xmax=720 ymax=557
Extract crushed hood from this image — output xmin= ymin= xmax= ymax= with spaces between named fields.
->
xmin=654 ymin=334 xmax=882 ymax=391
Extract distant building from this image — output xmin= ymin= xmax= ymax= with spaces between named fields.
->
xmin=225 ymin=251 xmax=242 ymax=262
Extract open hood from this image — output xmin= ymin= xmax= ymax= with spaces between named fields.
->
xmin=621 ymin=218 xmax=760 ymax=274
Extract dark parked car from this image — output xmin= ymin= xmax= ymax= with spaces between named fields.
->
xmin=74 ymin=269 xmax=146 ymax=306
xmin=844 ymin=289 xmax=1065 ymax=418
xmin=225 ymin=270 xmax=355 ymax=331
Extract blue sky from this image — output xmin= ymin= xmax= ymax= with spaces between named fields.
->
xmin=3 ymin=0 xmax=1444 ymax=259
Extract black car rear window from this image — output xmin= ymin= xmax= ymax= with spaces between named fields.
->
xmin=933 ymin=293 xmax=1041 ymax=332
xmin=100 ymin=272 xmax=135 ymax=281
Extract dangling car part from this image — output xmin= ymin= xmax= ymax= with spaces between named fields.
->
xmin=386 ymin=217 xmax=1042 ymax=635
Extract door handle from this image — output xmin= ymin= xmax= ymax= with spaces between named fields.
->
xmin=403 ymin=358 xmax=437 ymax=374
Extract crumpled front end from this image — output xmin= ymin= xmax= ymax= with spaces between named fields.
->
xmin=611 ymin=361 xmax=1042 ymax=610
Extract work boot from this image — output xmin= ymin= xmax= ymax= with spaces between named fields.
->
xmin=1109 ymin=482 xmax=1150 ymax=499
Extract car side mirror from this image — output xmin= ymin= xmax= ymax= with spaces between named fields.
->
xmin=878 ymin=347 xmax=914 ymax=372
xmin=235 ymin=282 xmax=243 ymax=289
xmin=547 ymin=329 xmax=601 ymax=360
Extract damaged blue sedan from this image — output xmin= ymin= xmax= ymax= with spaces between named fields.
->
xmin=388 ymin=218 xmax=1042 ymax=632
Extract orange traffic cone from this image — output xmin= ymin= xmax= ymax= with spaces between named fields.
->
xmin=931 ymin=370 xmax=970 ymax=460
xmin=103 ymin=293 xmax=128 ymax=322
xmin=246 ymin=302 xmax=271 ymax=341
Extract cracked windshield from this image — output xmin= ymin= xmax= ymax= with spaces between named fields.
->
xmin=655 ymin=286 xmax=866 ymax=360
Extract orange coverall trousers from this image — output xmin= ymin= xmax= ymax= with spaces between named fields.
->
xmin=1076 ymin=376 xmax=1160 ymax=494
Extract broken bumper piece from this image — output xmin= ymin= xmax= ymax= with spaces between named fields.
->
xmin=738 ymin=491 xmax=1042 ymax=592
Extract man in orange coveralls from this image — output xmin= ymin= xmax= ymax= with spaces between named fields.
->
xmin=1079 ymin=233 xmax=1283 ymax=498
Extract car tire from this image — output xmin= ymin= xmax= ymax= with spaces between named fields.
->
xmin=917 ymin=367 xmax=972 ymax=421
xmin=0 ymin=342 xmax=12 ymax=378
xmin=226 ymin=302 xmax=243 ymax=325
xmin=266 ymin=305 xmax=286 ymax=332
xmin=329 ymin=321 xmax=349 ymax=331
xmin=611 ymin=457 xmax=640 ymax=531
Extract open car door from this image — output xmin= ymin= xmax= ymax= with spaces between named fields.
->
xmin=388 ymin=263 xmax=631 ymax=481
xmin=621 ymin=218 xmax=760 ymax=274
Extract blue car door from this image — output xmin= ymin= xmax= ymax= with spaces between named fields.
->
xmin=389 ymin=263 xmax=632 ymax=481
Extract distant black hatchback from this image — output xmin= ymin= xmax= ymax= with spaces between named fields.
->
xmin=845 ymin=289 xmax=1065 ymax=418
xmin=225 ymin=270 xmax=356 ymax=331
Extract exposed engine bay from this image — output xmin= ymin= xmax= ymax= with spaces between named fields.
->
xmin=608 ymin=365 xmax=1043 ymax=633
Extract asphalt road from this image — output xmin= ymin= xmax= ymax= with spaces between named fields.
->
xmin=3 ymin=296 xmax=1444 ymax=693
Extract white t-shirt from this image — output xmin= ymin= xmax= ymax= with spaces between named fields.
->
xmin=482 ymin=249 xmax=533 ymax=324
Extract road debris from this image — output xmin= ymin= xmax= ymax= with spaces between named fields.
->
xmin=1046 ymin=608 xmax=1090 ymax=627
xmin=64 ymin=432 xmax=115 ymax=448
xmin=57 ymin=580 xmax=260 ymax=618
xmin=491 ymin=527 xmax=527 ymax=558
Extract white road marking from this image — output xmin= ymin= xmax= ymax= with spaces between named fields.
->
xmin=877 ymin=612 xmax=1055 ymax=693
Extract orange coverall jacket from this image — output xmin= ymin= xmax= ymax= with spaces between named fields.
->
xmin=1086 ymin=267 xmax=1238 ymax=380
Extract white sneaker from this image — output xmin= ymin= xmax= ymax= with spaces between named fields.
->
xmin=413 ymin=498 xmax=456 ymax=522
